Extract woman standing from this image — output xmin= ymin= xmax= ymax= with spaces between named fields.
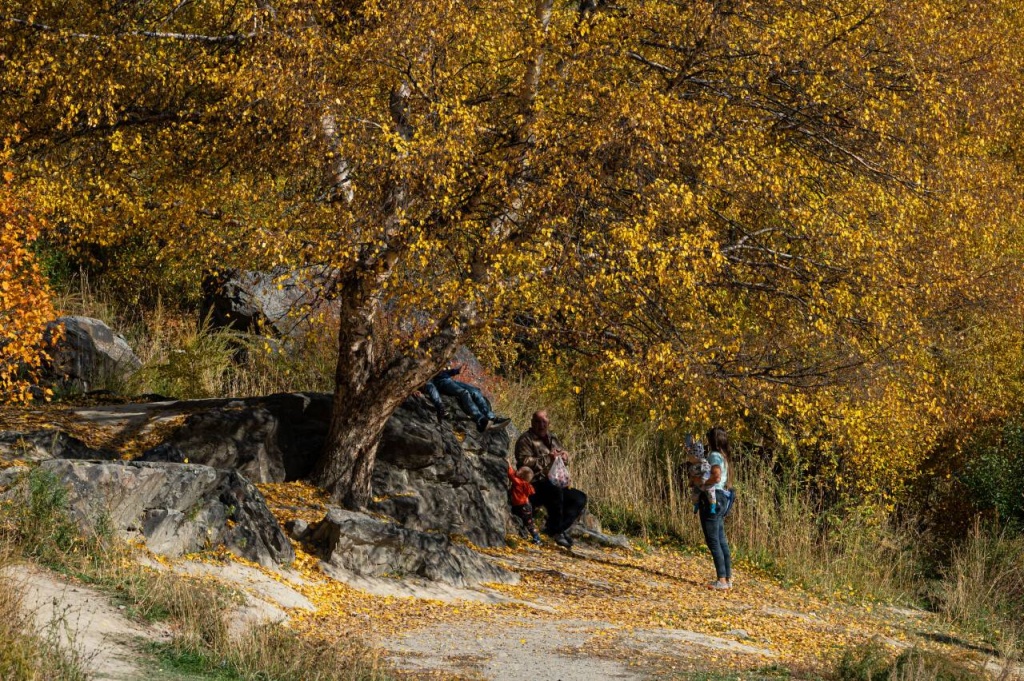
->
xmin=697 ymin=426 xmax=733 ymax=589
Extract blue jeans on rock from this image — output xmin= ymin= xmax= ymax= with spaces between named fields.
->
xmin=699 ymin=489 xmax=733 ymax=580
xmin=433 ymin=377 xmax=495 ymax=422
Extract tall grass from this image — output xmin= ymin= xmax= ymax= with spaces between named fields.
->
xmin=54 ymin=279 xmax=336 ymax=399
xmin=932 ymin=520 xmax=1024 ymax=653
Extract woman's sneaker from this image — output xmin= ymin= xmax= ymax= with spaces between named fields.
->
xmin=554 ymin=533 xmax=573 ymax=549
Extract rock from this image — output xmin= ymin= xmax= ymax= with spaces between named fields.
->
xmin=135 ymin=442 xmax=188 ymax=463
xmin=285 ymin=518 xmax=309 ymax=540
xmin=44 ymin=316 xmax=141 ymax=391
xmin=371 ymin=395 xmax=512 ymax=548
xmin=150 ymin=393 xmax=332 ymax=483
xmin=39 ymin=459 xmax=294 ymax=567
xmin=567 ymin=526 xmax=632 ymax=550
xmin=308 ymin=507 xmax=516 ymax=587
xmin=0 ymin=465 xmax=29 ymax=491
xmin=143 ymin=392 xmax=512 ymax=547
xmin=577 ymin=509 xmax=603 ymax=534
xmin=726 ymin=629 xmax=751 ymax=640
xmin=154 ymin=405 xmax=286 ymax=483
xmin=200 ymin=268 xmax=339 ymax=338
xmin=0 ymin=429 xmax=117 ymax=463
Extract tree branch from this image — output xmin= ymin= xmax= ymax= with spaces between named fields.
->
xmin=2 ymin=16 xmax=255 ymax=43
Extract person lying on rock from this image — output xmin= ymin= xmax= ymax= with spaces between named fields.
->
xmin=419 ymin=364 xmax=511 ymax=432
xmin=508 ymin=465 xmax=542 ymax=544
xmin=514 ymin=410 xmax=588 ymax=548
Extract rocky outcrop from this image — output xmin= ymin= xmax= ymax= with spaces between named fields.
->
xmin=40 ymin=459 xmax=294 ymax=567
xmin=308 ymin=508 xmax=516 ymax=587
xmin=200 ymin=268 xmax=338 ymax=338
xmin=44 ymin=316 xmax=141 ymax=391
xmin=1 ymin=429 xmax=116 ymax=463
xmin=143 ymin=392 xmax=331 ymax=483
xmin=372 ymin=396 xmax=511 ymax=548
xmin=134 ymin=392 xmax=512 ymax=547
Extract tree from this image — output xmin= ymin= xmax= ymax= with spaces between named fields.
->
xmin=3 ymin=0 xmax=1023 ymax=507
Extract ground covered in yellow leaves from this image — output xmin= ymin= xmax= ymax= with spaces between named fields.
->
xmin=249 ymin=482 xmax=1004 ymax=680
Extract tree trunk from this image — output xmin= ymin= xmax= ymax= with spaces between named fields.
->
xmin=311 ymin=279 xmax=461 ymax=507
xmin=313 ymin=385 xmax=406 ymax=508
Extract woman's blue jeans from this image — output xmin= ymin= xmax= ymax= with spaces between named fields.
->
xmin=699 ymin=491 xmax=733 ymax=580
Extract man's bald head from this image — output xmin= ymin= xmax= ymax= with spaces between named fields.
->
xmin=531 ymin=410 xmax=550 ymax=436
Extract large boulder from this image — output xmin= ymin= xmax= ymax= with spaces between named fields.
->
xmin=1 ymin=429 xmax=116 ymax=464
xmin=371 ymin=396 xmax=512 ymax=548
xmin=142 ymin=393 xmax=332 ymax=483
xmin=200 ymin=268 xmax=338 ymax=338
xmin=308 ymin=507 xmax=515 ymax=587
xmin=44 ymin=316 xmax=141 ymax=391
xmin=39 ymin=459 xmax=294 ymax=567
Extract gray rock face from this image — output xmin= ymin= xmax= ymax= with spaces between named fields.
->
xmin=45 ymin=316 xmax=141 ymax=391
xmin=148 ymin=392 xmax=332 ymax=483
xmin=1 ymin=429 xmax=116 ymax=463
xmin=152 ymin=405 xmax=285 ymax=483
xmin=200 ymin=268 xmax=338 ymax=337
xmin=371 ymin=396 xmax=512 ymax=548
xmin=39 ymin=459 xmax=294 ymax=567
xmin=0 ymin=465 xmax=29 ymax=491
xmin=309 ymin=507 xmax=516 ymax=587
xmin=140 ymin=392 xmax=512 ymax=547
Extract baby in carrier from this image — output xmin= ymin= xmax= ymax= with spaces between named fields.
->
xmin=684 ymin=435 xmax=718 ymax=515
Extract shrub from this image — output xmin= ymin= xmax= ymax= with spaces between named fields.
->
xmin=960 ymin=421 xmax=1024 ymax=529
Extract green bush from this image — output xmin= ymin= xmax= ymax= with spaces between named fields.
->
xmin=960 ymin=420 xmax=1024 ymax=528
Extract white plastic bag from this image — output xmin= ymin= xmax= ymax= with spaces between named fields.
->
xmin=548 ymin=456 xmax=571 ymax=488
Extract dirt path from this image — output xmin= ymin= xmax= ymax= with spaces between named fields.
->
xmin=385 ymin=617 xmax=643 ymax=680
xmin=383 ymin=614 xmax=778 ymax=680
xmin=5 ymin=541 xmax=1015 ymax=681
xmin=4 ymin=563 xmax=168 ymax=681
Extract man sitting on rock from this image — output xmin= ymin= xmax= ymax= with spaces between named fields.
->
xmin=514 ymin=410 xmax=588 ymax=548
xmin=420 ymin=364 xmax=511 ymax=432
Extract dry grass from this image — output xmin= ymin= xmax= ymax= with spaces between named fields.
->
xmin=932 ymin=520 xmax=1024 ymax=663
xmin=53 ymin=278 xmax=336 ymax=399
xmin=834 ymin=641 xmax=996 ymax=681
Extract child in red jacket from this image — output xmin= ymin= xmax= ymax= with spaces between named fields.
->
xmin=508 ymin=465 xmax=542 ymax=544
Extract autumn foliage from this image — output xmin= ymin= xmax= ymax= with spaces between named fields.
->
xmin=0 ymin=158 xmax=56 ymax=402
xmin=1 ymin=1 xmax=1024 ymax=505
